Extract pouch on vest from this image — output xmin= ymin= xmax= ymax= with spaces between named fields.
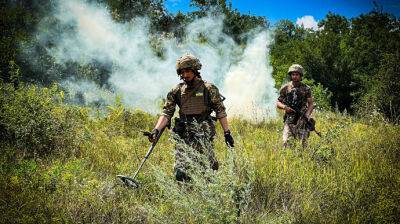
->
xmin=172 ymin=117 xmax=186 ymax=138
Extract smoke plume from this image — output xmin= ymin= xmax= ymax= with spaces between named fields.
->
xmin=29 ymin=0 xmax=278 ymax=120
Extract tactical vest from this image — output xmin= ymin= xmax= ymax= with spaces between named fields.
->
xmin=284 ymin=84 xmax=308 ymax=114
xmin=283 ymin=83 xmax=309 ymax=124
xmin=175 ymin=81 xmax=212 ymax=117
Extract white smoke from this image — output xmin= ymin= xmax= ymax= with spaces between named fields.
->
xmin=224 ymin=31 xmax=277 ymax=120
xmin=33 ymin=0 xmax=278 ymax=120
xmin=62 ymin=79 xmax=115 ymax=106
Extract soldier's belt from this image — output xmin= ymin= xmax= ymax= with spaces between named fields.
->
xmin=179 ymin=114 xmax=213 ymax=123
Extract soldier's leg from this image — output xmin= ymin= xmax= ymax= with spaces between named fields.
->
xmin=199 ymin=120 xmax=218 ymax=170
xmin=174 ymin=143 xmax=191 ymax=182
xmin=191 ymin=137 xmax=218 ymax=171
xmin=174 ymin=129 xmax=209 ymax=182
xmin=282 ymin=123 xmax=290 ymax=148
xmin=207 ymin=141 xmax=219 ymax=170
xmin=283 ymin=123 xmax=296 ymax=148
xmin=296 ymin=119 xmax=309 ymax=148
xmin=302 ymin=138 xmax=308 ymax=148
xmin=300 ymin=129 xmax=310 ymax=148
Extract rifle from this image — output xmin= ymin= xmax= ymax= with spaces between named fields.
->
xmin=290 ymin=108 xmax=321 ymax=137
xmin=305 ymin=117 xmax=321 ymax=137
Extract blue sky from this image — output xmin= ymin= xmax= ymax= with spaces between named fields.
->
xmin=165 ymin=0 xmax=400 ymax=25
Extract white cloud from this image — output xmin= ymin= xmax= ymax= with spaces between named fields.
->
xmin=296 ymin=15 xmax=320 ymax=30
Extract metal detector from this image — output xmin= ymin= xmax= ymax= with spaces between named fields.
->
xmin=117 ymin=127 xmax=165 ymax=188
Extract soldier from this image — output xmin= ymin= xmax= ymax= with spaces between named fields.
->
xmin=147 ymin=54 xmax=234 ymax=182
xmin=276 ymin=64 xmax=314 ymax=148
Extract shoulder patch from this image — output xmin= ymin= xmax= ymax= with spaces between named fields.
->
xmin=173 ymin=82 xmax=185 ymax=91
xmin=203 ymin=81 xmax=214 ymax=90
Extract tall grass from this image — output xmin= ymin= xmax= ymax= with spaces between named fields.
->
xmin=1 ymin=82 xmax=399 ymax=223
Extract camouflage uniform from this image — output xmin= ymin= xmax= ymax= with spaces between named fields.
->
xmin=162 ymin=72 xmax=227 ymax=181
xmin=278 ymin=81 xmax=312 ymax=146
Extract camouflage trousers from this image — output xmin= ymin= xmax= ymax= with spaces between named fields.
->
xmin=173 ymin=120 xmax=218 ymax=182
xmin=283 ymin=117 xmax=310 ymax=148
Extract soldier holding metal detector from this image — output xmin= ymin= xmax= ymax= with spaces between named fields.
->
xmin=148 ymin=54 xmax=234 ymax=182
xmin=277 ymin=64 xmax=315 ymax=148
xmin=118 ymin=54 xmax=233 ymax=188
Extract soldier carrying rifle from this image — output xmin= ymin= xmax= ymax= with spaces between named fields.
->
xmin=276 ymin=64 xmax=315 ymax=148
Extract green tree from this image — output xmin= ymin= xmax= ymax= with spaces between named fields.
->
xmin=308 ymin=13 xmax=353 ymax=111
xmin=270 ymin=14 xmax=353 ymax=111
xmin=190 ymin=0 xmax=268 ymax=43
xmin=344 ymin=11 xmax=400 ymax=117
xmin=270 ymin=20 xmax=310 ymax=88
xmin=0 ymin=0 xmax=53 ymax=83
xmin=358 ymin=53 xmax=400 ymax=123
xmin=101 ymin=0 xmax=176 ymax=32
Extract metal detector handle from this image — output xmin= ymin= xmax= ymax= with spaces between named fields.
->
xmin=132 ymin=127 xmax=165 ymax=179
xmin=144 ymin=127 xmax=165 ymax=159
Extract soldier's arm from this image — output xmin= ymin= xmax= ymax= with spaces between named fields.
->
xmin=154 ymin=88 xmax=177 ymax=131
xmin=207 ymin=84 xmax=234 ymax=147
xmin=277 ymin=85 xmax=295 ymax=113
xmin=148 ymin=115 xmax=170 ymax=143
xmin=304 ymin=87 xmax=314 ymax=119
xmin=153 ymin=115 xmax=170 ymax=131
xmin=276 ymin=101 xmax=286 ymax=110
xmin=218 ymin=116 xmax=229 ymax=132
xmin=277 ymin=85 xmax=286 ymax=109
xmin=277 ymin=102 xmax=295 ymax=113
xmin=305 ymin=97 xmax=314 ymax=119
xmin=147 ymin=89 xmax=177 ymax=142
xmin=208 ymin=84 xmax=229 ymax=131
xmin=208 ymin=84 xmax=227 ymax=119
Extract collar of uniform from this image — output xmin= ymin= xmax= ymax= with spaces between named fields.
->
xmin=186 ymin=77 xmax=203 ymax=89
xmin=290 ymin=81 xmax=302 ymax=88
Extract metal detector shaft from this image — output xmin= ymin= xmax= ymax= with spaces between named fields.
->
xmin=131 ymin=127 xmax=165 ymax=180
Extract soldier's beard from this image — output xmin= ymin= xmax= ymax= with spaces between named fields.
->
xmin=183 ymin=76 xmax=197 ymax=86
xmin=291 ymin=77 xmax=301 ymax=85
xmin=184 ymin=79 xmax=195 ymax=86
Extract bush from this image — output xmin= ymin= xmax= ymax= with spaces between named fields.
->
xmin=355 ymin=53 xmax=400 ymax=124
xmin=0 ymin=82 xmax=85 ymax=156
xmin=1 ymin=84 xmax=399 ymax=223
xmin=303 ymin=78 xmax=333 ymax=111
xmin=144 ymin=130 xmax=254 ymax=223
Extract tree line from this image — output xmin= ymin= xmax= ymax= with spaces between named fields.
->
xmin=1 ymin=0 xmax=399 ymax=123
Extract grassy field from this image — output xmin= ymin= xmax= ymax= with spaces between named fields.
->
xmin=1 ymin=83 xmax=399 ymax=223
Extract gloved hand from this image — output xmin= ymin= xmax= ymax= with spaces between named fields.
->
xmin=224 ymin=130 xmax=234 ymax=147
xmin=145 ymin=128 xmax=159 ymax=143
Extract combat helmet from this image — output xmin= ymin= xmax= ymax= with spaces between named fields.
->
xmin=176 ymin=54 xmax=202 ymax=74
xmin=288 ymin=64 xmax=304 ymax=76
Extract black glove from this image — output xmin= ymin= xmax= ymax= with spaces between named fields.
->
xmin=224 ymin=130 xmax=234 ymax=147
xmin=144 ymin=128 xmax=159 ymax=142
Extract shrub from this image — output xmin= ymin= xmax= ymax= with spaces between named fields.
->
xmin=0 ymin=82 xmax=85 ymax=156
xmin=302 ymin=78 xmax=333 ymax=111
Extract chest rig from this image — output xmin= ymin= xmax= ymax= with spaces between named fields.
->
xmin=285 ymin=83 xmax=308 ymax=113
xmin=175 ymin=80 xmax=212 ymax=118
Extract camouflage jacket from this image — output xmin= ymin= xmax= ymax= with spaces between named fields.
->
xmin=278 ymin=81 xmax=312 ymax=124
xmin=162 ymin=78 xmax=227 ymax=120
